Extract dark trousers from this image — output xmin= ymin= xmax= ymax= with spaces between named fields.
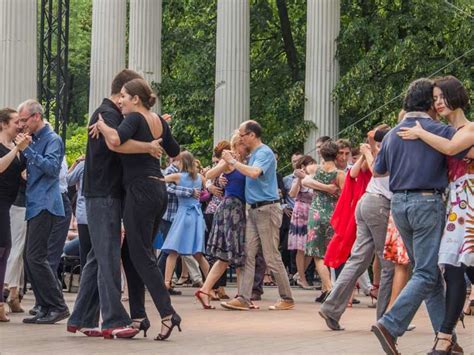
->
xmin=0 ymin=247 xmax=10 ymax=302
xmin=68 ymin=197 xmax=130 ymax=329
xmin=279 ymin=211 xmax=296 ymax=275
xmin=335 ymin=263 xmax=345 ymax=279
xmin=0 ymin=202 xmax=12 ymax=302
xmin=25 ymin=210 xmax=67 ymax=312
xmin=440 ymin=264 xmax=474 ymax=334
xmin=157 ymin=220 xmax=172 ymax=276
xmin=204 ymin=213 xmax=227 ymax=288
xmin=123 ymin=178 xmax=174 ymax=319
xmin=48 ymin=193 xmax=72 ymax=275
xmin=252 ymin=251 xmax=266 ymax=296
xmin=77 ymin=224 xmax=91 ymax=271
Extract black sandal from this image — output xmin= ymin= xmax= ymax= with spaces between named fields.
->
xmin=155 ymin=313 xmax=182 ymax=341
xmin=427 ymin=336 xmax=455 ymax=355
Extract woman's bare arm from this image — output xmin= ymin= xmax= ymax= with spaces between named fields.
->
xmin=398 ymin=121 xmax=474 ymax=155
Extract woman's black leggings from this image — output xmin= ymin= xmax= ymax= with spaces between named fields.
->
xmin=440 ymin=263 xmax=474 ymax=334
xmin=122 ymin=177 xmax=174 ymax=319
xmin=0 ymin=202 xmax=12 ymax=302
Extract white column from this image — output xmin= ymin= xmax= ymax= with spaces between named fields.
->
xmin=0 ymin=0 xmax=37 ymax=109
xmin=88 ymin=0 xmax=126 ymax=115
xmin=213 ymin=0 xmax=250 ymax=145
xmin=129 ymin=0 xmax=162 ymax=112
xmin=304 ymin=0 xmax=340 ymax=157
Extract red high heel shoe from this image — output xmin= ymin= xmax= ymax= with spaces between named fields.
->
xmin=194 ymin=290 xmax=216 ymax=309
xmin=67 ymin=325 xmax=103 ymax=337
xmin=102 ymin=326 xmax=139 ymax=339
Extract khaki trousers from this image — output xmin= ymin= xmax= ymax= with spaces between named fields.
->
xmin=238 ymin=203 xmax=293 ymax=303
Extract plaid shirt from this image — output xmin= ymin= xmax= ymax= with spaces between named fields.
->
xmin=162 ymin=164 xmax=195 ymax=222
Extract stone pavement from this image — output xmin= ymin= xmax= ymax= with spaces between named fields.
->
xmin=1 ymin=285 xmax=473 ymax=354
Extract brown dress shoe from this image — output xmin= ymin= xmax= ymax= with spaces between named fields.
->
xmin=268 ymin=299 xmax=295 ymax=310
xmin=371 ymin=322 xmax=399 ymax=355
xmin=220 ymin=298 xmax=250 ymax=311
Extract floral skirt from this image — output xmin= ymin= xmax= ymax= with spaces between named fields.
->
xmin=288 ymin=200 xmax=310 ymax=251
xmin=383 ymin=213 xmax=409 ymax=265
xmin=206 ymin=196 xmax=246 ymax=267
xmin=305 ymin=208 xmax=334 ymax=258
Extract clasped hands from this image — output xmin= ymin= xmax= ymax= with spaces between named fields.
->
xmin=14 ymin=133 xmax=32 ymax=151
xmin=221 ymin=149 xmax=239 ymax=164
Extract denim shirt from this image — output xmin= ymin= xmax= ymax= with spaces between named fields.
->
xmin=23 ymin=124 xmax=65 ymax=220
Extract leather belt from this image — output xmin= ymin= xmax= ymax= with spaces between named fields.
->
xmin=250 ymin=200 xmax=280 ymax=209
xmin=394 ymin=189 xmax=443 ymax=195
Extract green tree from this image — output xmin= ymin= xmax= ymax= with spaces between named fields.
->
xmin=68 ymin=0 xmax=92 ymax=124
xmin=335 ymin=0 xmax=474 ymax=143
xmin=159 ymin=0 xmax=313 ymax=171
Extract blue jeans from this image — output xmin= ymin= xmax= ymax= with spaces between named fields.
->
xmin=379 ymin=192 xmax=446 ymax=338
xmin=68 ymin=197 xmax=131 ymax=329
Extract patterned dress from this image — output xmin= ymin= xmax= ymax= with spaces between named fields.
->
xmin=288 ymin=187 xmax=313 ymax=251
xmin=383 ymin=213 xmax=409 ymax=265
xmin=206 ymin=170 xmax=246 ymax=266
xmin=305 ymin=168 xmax=339 ymax=258
xmin=438 ymin=156 xmax=474 ymax=267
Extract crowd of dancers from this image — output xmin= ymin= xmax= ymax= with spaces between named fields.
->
xmin=0 ymin=69 xmax=473 ymax=354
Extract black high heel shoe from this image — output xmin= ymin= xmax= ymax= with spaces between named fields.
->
xmin=155 ymin=313 xmax=182 ymax=341
xmin=463 ymin=299 xmax=474 ymax=316
xmin=133 ymin=318 xmax=150 ymax=337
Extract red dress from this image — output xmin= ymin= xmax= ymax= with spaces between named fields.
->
xmin=324 ymin=169 xmax=372 ymax=268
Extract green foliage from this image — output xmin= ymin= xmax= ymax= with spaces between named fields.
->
xmin=158 ymin=0 xmax=218 ymax=167
xmin=65 ymin=0 xmax=474 ymax=172
xmin=160 ymin=0 xmax=312 ymax=173
xmin=68 ymin=0 xmax=92 ymax=124
xmin=336 ymin=0 xmax=474 ymax=144
xmin=65 ymin=123 xmax=88 ymax=166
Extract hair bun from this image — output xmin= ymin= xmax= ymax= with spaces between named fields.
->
xmin=148 ymin=93 xmax=157 ymax=108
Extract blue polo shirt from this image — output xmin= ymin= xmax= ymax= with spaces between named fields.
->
xmin=374 ymin=112 xmax=465 ymax=192
xmin=23 ymin=124 xmax=65 ymax=220
xmin=245 ymin=144 xmax=279 ymax=204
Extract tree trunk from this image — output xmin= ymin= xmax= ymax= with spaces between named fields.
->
xmin=276 ymin=0 xmax=300 ymax=81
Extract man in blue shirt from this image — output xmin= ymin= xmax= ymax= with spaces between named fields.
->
xmin=220 ymin=120 xmax=294 ymax=311
xmin=371 ymin=79 xmax=464 ymax=354
xmin=17 ymin=99 xmax=69 ymax=324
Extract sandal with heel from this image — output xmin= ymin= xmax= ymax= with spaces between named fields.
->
xmin=194 ymin=290 xmax=216 ymax=309
xmin=132 ymin=318 xmax=151 ymax=337
xmin=463 ymin=299 xmax=474 ymax=316
xmin=155 ymin=313 xmax=182 ymax=341
xmin=427 ymin=335 xmax=456 ymax=355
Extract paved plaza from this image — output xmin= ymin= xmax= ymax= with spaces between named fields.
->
xmin=1 ymin=285 xmax=473 ymax=354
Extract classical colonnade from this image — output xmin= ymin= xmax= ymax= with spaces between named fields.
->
xmin=0 ymin=0 xmax=340 ymax=154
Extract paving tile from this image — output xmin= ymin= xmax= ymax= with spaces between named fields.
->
xmin=1 ymin=286 xmax=473 ymax=354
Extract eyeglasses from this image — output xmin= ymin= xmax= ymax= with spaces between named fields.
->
xmin=239 ymin=131 xmax=251 ymax=138
xmin=19 ymin=113 xmax=35 ymax=123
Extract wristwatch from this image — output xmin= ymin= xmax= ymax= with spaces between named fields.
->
xmin=229 ymin=158 xmax=237 ymax=166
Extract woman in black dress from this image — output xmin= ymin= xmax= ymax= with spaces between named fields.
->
xmin=0 ymin=108 xmax=29 ymax=322
xmin=95 ymin=79 xmax=181 ymax=341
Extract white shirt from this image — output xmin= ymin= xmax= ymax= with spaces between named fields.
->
xmin=59 ymin=157 xmax=68 ymax=193
xmin=366 ymin=175 xmax=392 ymax=200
